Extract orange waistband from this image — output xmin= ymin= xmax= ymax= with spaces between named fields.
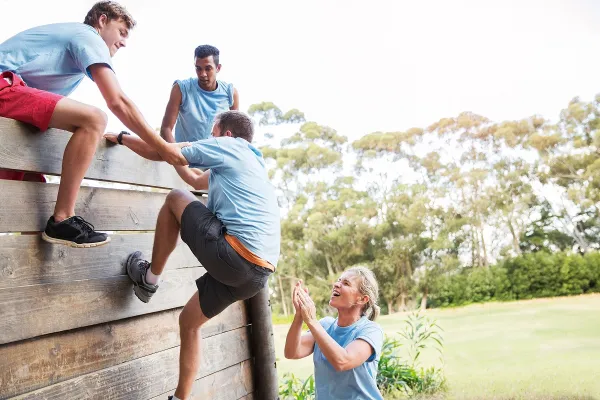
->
xmin=224 ymin=234 xmax=275 ymax=272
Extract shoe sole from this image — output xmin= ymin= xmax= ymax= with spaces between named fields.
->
xmin=41 ymin=232 xmax=111 ymax=248
xmin=126 ymin=252 xmax=152 ymax=304
xmin=133 ymin=285 xmax=152 ymax=303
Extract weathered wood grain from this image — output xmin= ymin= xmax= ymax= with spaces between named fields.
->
xmin=0 ymin=233 xmax=199 ymax=289
xmin=0 ymin=267 xmax=205 ymax=344
xmin=10 ymin=327 xmax=251 ymax=400
xmin=0 ymin=117 xmax=189 ymax=190
xmin=0 ymin=302 xmax=248 ymax=398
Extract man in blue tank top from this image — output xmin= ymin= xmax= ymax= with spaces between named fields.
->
xmin=163 ymin=45 xmax=239 ymax=143
xmin=110 ymin=45 xmax=238 ymax=186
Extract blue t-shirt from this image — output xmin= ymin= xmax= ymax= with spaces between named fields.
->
xmin=313 ymin=316 xmax=384 ymax=400
xmin=180 ymin=136 xmax=280 ymax=266
xmin=0 ymin=22 xmax=113 ymax=96
xmin=174 ymin=78 xmax=234 ymax=143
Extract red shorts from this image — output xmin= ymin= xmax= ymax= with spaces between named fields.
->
xmin=0 ymin=71 xmax=62 ymax=183
xmin=0 ymin=71 xmax=62 ymax=131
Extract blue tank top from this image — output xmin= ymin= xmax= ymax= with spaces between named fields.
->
xmin=173 ymin=78 xmax=234 ymax=143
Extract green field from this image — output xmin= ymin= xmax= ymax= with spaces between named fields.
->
xmin=273 ymin=294 xmax=600 ymax=399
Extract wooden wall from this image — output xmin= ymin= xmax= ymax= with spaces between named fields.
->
xmin=0 ymin=118 xmax=276 ymax=400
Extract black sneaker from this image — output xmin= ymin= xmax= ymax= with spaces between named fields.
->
xmin=42 ymin=216 xmax=110 ymax=248
xmin=126 ymin=251 xmax=158 ymax=303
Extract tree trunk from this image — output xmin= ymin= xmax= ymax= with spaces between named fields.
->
xmin=387 ymin=300 xmax=394 ymax=314
xmin=479 ymin=225 xmax=489 ymax=267
xmin=396 ymin=294 xmax=407 ymax=312
xmin=325 ymin=253 xmax=335 ymax=278
xmin=420 ymin=287 xmax=428 ymax=311
xmin=471 ymin=229 xmax=477 ymax=267
xmin=278 ymin=274 xmax=289 ymax=316
xmin=507 ymin=218 xmax=522 ymax=255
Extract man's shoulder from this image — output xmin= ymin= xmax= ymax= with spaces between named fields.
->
xmin=175 ymin=77 xmax=197 ymax=88
xmin=11 ymin=22 xmax=93 ymax=43
xmin=217 ymin=80 xmax=234 ymax=92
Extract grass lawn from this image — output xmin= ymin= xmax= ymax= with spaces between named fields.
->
xmin=273 ymin=294 xmax=600 ymax=399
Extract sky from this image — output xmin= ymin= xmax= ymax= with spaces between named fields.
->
xmin=2 ymin=0 xmax=600 ymax=143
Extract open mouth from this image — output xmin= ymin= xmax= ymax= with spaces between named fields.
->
xmin=332 ymin=290 xmax=341 ymax=297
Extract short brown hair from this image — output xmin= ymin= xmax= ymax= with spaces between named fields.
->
xmin=84 ymin=1 xmax=136 ymax=30
xmin=215 ymin=111 xmax=254 ymax=142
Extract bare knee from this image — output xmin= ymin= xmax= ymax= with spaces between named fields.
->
xmin=179 ymin=309 xmax=204 ymax=334
xmin=165 ymin=189 xmax=197 ymax=218
xmin=82 ymin=107 xmax=108 ymax=136
xmin=167 ymin=189 xmax=188 ymax=204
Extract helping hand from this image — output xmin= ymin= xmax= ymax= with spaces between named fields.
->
xmin=159 ymin=142 xmax=189 ymax=165
xmin=103 ymin=132 xmax=118 ymax=144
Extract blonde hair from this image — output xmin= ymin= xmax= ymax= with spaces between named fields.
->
xmin=346 ymin=266 xmax=380 ymax=321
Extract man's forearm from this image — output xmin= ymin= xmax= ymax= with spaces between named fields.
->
xmin=108 ymin=95 xmax=165 ymax=151
xmin=121 ymin=135 xmax=163 ymax=161
xmin=174 ymin=167 xmax=209 ymax=190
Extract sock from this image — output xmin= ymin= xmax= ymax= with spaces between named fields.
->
xmin=172 ymin=396 xmax=182 ymax=400
xmin=145 ymin=268 xmax=160 ymax=285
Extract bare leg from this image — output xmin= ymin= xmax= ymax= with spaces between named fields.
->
xmin=150 ymin=189 xmax=198 ymax=275
xmin=47 ymin=98 xmax=107 ymax=221
xmin=175 ymin=291 xmax=210 ymax=399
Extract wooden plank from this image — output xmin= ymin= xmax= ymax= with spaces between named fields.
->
xmin=0 ymin=181 xmax=170 ymax=232
xmin=11 ymin=327 xmax=252 ymax=400
xmin=0 ymin=267 xmax=205 ymax=345
xmin=0 ymin=233 xmax=199 ymax=289
xmin=149 ymin=361 xmax=254 ymax=400
xmin=0 ymin=117 xmax=190 ymax=190
xmin=0 ymin=302 xmax=248 ymax=398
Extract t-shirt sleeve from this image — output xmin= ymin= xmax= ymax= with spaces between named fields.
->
xmin=356 ymin=323 xmax=384 ymax=362
xmin=69 ymin=31 xmax=113 ymax=80
xmin=180 ymin=138 xmax=225 ymax=169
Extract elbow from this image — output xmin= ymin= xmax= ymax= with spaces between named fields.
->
xmin=283 ymin=349 xmax=294 ymax=360
xmin=332 ymin=357 xmax=353 ymax=372
xmin=284 ymin=347 xmax=299 ymax=360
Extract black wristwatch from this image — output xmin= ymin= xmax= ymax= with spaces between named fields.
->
xmin=117 ymin=131 xmax=131 ymax=145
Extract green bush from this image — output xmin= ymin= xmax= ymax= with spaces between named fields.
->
xmin=378 ymin=311 xmax=447 ymax=398
xmin=279 ymin=373 xmax=315 ymax=400
xmin=429 ymin=251 xmax=600 ymax=307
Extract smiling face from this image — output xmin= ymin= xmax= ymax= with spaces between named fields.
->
xmin=97 ymin=15 xmax=130 ymax=57
xmin=329 ymin=271 xmax=368 ymax=311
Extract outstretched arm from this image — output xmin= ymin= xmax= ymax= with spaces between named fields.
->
xmin=90 ymin=64 xmax=186 ymax=165
xmin=177 ymin=168 xmax=210 ymax=191
xmin=104 ymin=133 xmax=163 ymax=161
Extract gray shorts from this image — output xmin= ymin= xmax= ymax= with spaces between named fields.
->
xmin=180 ymin=201 xmax=272 ymax=319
